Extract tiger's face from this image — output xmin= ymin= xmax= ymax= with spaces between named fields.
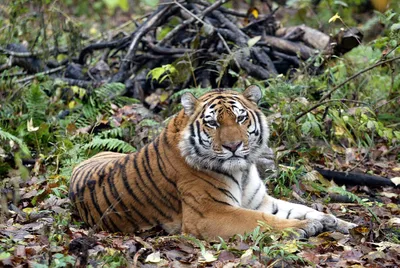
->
xmin=179 ymin=86 xmax=269 ymax=172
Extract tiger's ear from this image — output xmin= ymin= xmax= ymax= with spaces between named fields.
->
xmin=181 ymin=92 xmax=198 ymax=115
xmin=243 ymin=85 xmax=262 ymax=104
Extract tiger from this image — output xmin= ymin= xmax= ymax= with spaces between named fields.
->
xmin=69 ymin=85 xmax=356 ymax=240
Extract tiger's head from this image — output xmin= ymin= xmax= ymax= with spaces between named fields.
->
xmin=178 ymin=85 xmax=269 ymax=172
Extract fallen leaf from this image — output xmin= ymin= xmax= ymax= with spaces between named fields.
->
xmin=145 ymin=251 xmax=161 ymax=263
xmin=247 ymin=36 xmax=261 ymax=48
xmin=218 ymin=250 xmax=235 ymax=262
xmin=387 ymin=218 xmax=400 ymax=227
xmin=198 ymin=251 xmax=217 ymax=263
xmin=390 ymin=177 xmax=400 ymax=186
xmin=380 ymin=192 xmax=398 ymax=198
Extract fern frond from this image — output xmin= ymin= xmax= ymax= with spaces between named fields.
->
xmin=0 ymin=128 xmax=30 ymax=155
xmin=24 ymin=83 xmax=49 ymax=123
xmin=83 ymin=138 xmax=136 ymax=153
xmin=329 ymin=186 xmax=366 ymax=205
xmin=171 ymin=87 xmax=212 ymax=100
xmin=113 ymin=96 xmax=140 ymax=106
xmin=99 ymin=128 xmax=124 ymax=139
xmin=95 ymin=83 xmax=126 ymax=101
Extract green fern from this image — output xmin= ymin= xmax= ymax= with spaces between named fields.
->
xmin=0 ymin=128 xmax=30 ymax=155
xmin=95 ymin=83 xmax=126 ymax=101
xmin=171 ymin=87 xmax=212 ymax=100
xmin=99 ymin=128 xmax=124 ymax=139
xmin=329 ymin=186 xmax=367 ymax=205
xmin=329 ymin=186 xmax=379 ymax=222
xmin=24 ymin=83 xmax=49 ymax=123
xmin=82 ymin=137 xmax=136 ymax=153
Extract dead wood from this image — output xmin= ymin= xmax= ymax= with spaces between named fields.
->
xmin=0 ymin=0 xmax=363 ymax=100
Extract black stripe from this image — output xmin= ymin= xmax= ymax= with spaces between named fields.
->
xmin=78 ymin=162 xmax=106 ymax=225
xmin=286 ymin=209 xmax=293 ymax=219
xmin=272 ymin=202 xmax=278 ymax=215
xmin=153 ymin=137 xmax=178 ymax=189
xmin=106 ymin=160 xmax=150 ymax=226
xmin=140 ymin=152 xmax=179 ymax=213
xmin=119 ymin=158 xmax=144 ymax=206
xmin=195 ymin=121 xmax=205 ymax=146
xmin=246 ymin=183 xmax=262 ymax=207
xmin=87 ymin=178 xmax=112 ymax=231
xmin=205 ymin=191 xmax=232 ymax=206
xmin=182 ymin=198 xmax=204 ymax=218
xmin=118 ymin=158 xmax=151 ymax=228
xmin=133 ymin=155 xmax=173 ymax=221
xmin=214 ymin=168 xmax=241 ymax=189
xmin=254 ymin=199 xmax=263 ymax=210
xmin=218 ymin=187 xmax=239 ymax=204
xmin=100 ymin=164 xmax=122 ymax=220
xmin=302 ymin=211 xmax=311 ymax=220
xmin=254 ymin=111 xmax=264 ymax=145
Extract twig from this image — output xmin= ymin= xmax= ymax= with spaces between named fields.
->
xmin=157 ymin=0 xmax=230 ymax=46
xmin=211 ymin=10 xmax=248 ymax=46
xmin=194 ymin=0 xmax=247 ymax=17
xmin=295 ymin=55 xmax=400 ymax=121
xmin=15 ymin=65 xmax=66 ymax=83
xmin=0 ymin=45 xmax=68 ymax=58
xmin=111 ymin=4 xmax=173 ymax=82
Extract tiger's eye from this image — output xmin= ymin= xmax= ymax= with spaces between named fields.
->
xmin=206 ymin=120 xmax=218 ymax=128
xmin=237 ymin=115 xmax=247 ymax=122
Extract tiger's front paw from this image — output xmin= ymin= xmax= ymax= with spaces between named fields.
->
xmin=295 ymin=219 xmax=324 ymax=238
xmin=306 ymin=213 xmax=356 ymax=234
xmin=335 ymin=218 xmax=357 ymax=234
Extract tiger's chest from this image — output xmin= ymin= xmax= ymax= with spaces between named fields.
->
xmin=221 ymin=164 xmax=267 ymax=209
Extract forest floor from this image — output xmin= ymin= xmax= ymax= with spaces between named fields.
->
xmin=1 ymin=0 xmax=400 ymax=267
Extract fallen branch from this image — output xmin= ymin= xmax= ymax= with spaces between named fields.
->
xmin=15 ymin=65 xmax=66 ymax=83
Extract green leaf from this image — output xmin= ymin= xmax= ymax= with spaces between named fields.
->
xmin=103 ymin=0 xmax=129 ymax=12
xmin=143 ymin=0 xmax=159 ymax=7
xmin=0 ymin=252 xmax=11 ymax=260
xmin=301 ymin=122 xmax=311 ymax=134
xmin=390 ymin=23 xmax=400 ymax=31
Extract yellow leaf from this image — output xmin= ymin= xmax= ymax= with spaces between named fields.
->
xmin=282 ymin=240 xmax=299 ymax=253
xmin=334 ymin=125 xmax=345 ymax=136
xmin=68 ymin=101 xmax=76 ymax=109
xmin=329 ymin=13 xmax=341 ymax=23
xmin=89 ymin=27 xmax=98 ymax=36
xmin=22 ymin=207 xmax=34 ymax=214
xmin=160 ymin=92 xmax=169 ymax=102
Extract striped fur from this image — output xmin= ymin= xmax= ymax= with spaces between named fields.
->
xmin=69 ymin=86 xmax=356 ymax=239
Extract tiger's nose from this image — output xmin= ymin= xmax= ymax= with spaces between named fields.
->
xmin=222 ymin=141 xmax=242 ymax=152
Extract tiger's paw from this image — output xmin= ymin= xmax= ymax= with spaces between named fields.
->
xmin=295 ymin=219 xmax=324 ymax=238
xmin=305 ymin=212 xmax=357 ymax=234
xmin=335 ymin=218 xmax=357 ymax=234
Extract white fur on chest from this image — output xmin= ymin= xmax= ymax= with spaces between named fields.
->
xmin=222 ymin=164 xmax=266 ymax=209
